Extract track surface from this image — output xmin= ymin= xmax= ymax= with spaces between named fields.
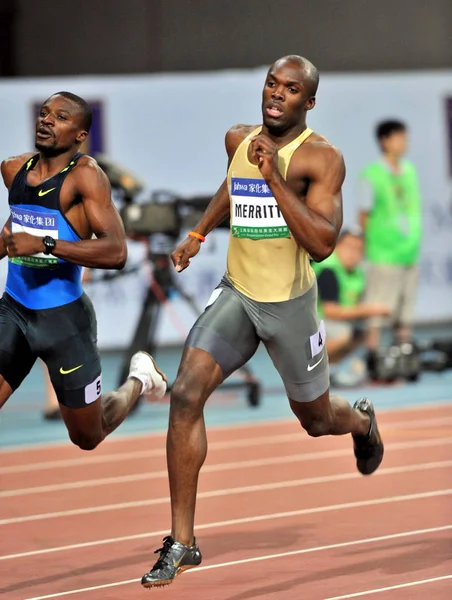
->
xmin=1 ymin=402 xmax=451 ymax=600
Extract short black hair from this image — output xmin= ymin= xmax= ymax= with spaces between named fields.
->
xmin=53 ymin=91 xmax=93 ymax=132
xmin=375 ymin=120 xmax=406 ymax=141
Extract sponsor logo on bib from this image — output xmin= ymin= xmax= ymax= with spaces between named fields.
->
xmin=10 ymin=207 xmax=59 ymax=268
xmin=230 ymin=177 xmax=290 ymax=240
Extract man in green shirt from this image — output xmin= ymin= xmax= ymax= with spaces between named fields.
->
xmin=357 ymin=120 xmax=422 ymax=371
xmin=312 ymin=228 xmax=390 ymax=384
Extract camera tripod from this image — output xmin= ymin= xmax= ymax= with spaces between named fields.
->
xmin=117 ymin=251 xmax=261 ymax=408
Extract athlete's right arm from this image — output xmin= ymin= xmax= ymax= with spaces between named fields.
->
xmin=171 ymin=125 xmax=250 ymax=273
xmin=0 ymin=218 xmax=11 ymax=261
xmin=0 ymin=155 xmax=32 ymax=261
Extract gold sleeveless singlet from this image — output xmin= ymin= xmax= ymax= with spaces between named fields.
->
xmin=226 ymin=126 xmax=315 ymax=302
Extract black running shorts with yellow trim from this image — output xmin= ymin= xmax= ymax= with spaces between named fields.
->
xmin=0 ymin=292 xmax=102 ymax=408
xmin=185 ymin=275 xmax=330 ymax=402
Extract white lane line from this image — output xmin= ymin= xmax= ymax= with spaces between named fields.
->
xmin=2 ymin=414 xmax=452 ymax=476
xmin=0 ymin=460 xmax=452 ymax=525
xmin=2 ymin=460 xmax=452 ymax=526
xmin=0 ymin=433 xmax=305 ymax=474
xmin=1 ymin=487 xmax=452 ymax=561
xmin=22 ymin=526 xmax=452 ymax=599
xmin=2 ymin=400 xmax=451 ymax=456
xmin=2 ymin=435 xmax=451 ymax=498
xmin=324 ymin=574 xmax=452 ymax=599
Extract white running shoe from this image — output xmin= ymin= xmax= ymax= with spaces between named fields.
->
xmin=128 ymin=351 xmax=167 ymax=399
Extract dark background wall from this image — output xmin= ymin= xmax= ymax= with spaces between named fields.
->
xmin=1 ymin=0 xmax=452 ymax=77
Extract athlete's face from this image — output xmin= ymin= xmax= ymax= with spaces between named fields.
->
xmin=262 ymin=60 xmax=315 ymax=134
xmin=35 ymin=95 xmax=88 ymax=155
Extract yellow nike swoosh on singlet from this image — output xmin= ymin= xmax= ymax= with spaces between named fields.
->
xmin=60 ymin=365 xmax=83 ymax=375
xmin=38 ymin=187 xmax=56 ymax=197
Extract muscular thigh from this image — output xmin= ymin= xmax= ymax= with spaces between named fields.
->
xmin=35 ymin=294 xmax=102 ymax=409
xmin=184 ymin=277 xmax=260 ymax=379
xmin=259 ymin=281 xmax=330 ymax=403
xmin=0 ymin=294 xmax=36 ymax=398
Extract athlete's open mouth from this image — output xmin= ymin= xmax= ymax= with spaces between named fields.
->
xmin=37 ymin=128 xmax=53 ymax=138
xmin=266 ymin=103 xmax=284 ymax=118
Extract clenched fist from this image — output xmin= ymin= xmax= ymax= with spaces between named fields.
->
xmin=249 ymin=134 xmax=280 ymax=183
xmin=2 ymin=226 xmax=43 ymax=258
xmin=171 ymin=236 xmax=203 ymax=273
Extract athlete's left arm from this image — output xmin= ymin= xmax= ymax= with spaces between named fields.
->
xmin=288 ymin=145 xmax=344 ymax=260
xmin=50 ymin=162 xmax=127 ymax=269
xmin=252 ymin=135 xmax=344 ymax=261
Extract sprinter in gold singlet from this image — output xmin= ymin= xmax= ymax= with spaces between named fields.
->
xmin=140 ymin=55 xmax=385 ymax=589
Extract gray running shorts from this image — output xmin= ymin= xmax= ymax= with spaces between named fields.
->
xmin=185 ymin=275 xmax=330 ymax=402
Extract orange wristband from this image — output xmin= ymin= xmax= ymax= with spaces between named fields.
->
xmin=188 ymin=231 xmax=206 ymax=243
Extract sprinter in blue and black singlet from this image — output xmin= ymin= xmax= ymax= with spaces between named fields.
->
xmin=0 ymin=91 xmax=167 ymax=450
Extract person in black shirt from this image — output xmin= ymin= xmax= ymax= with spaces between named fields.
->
xmin=313 ymin=228 xmax=391 ymax=376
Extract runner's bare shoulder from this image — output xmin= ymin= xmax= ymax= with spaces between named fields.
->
xmin=225 ymin=124 xmax=260 ymax=158
xmin=1 ymin=152 xmax=36 ymax=187
xmin=296 ymin=131 xmax=345 ymax=173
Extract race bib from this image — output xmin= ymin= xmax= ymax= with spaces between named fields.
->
xmin=230 ymin=177 xmax=290 ymax=240
xmin=85 ymin=375 xmax=102 ymax=405
xmin=309 ymin=320 xmax=326 ymax=359
xmin=10 ymin=207 xmax=59 ymax=268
